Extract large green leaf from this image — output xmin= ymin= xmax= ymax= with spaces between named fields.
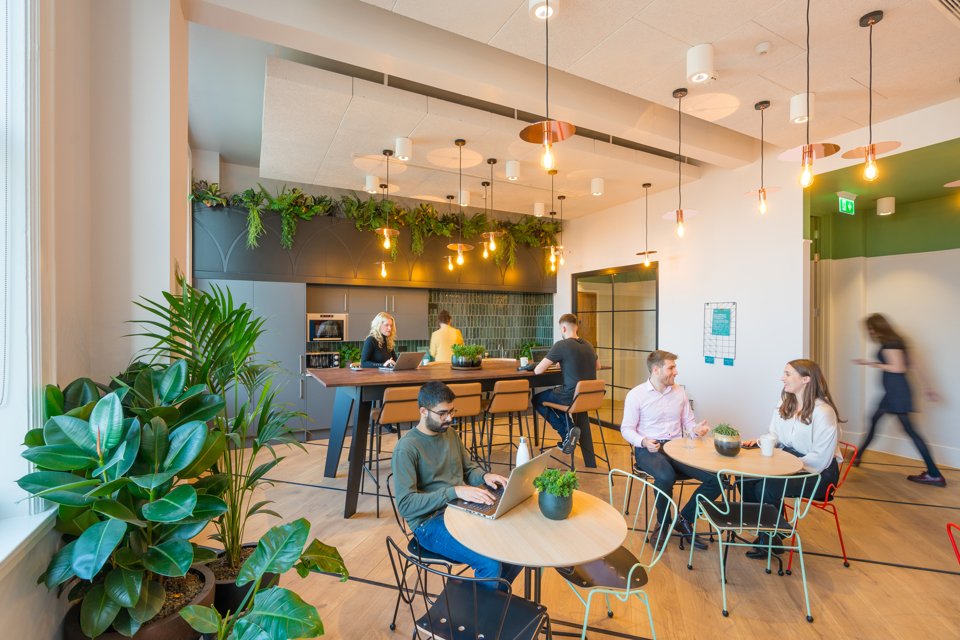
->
xmin=192 ymin=472 xmax=230 ymax=497
xmin=80 ymin=583 xmax=122 ymax=638
xmin=157 ymin=360 xmax=188 ymax=404
xmin=180 ymin=604 xmax=222 ymax=635
xmin=179 ymin=430 xmax=225 ymax=479
xmin=63 ymin=377 xmax=102 ymax=411
xmin=142 ymin=484 xmax=197 ymax=523
xmin=129 ymin=470 xmax=177 ymax=491
xmin=21 ymin=444 xmax=98 ymax=471
xmin=41 ymin=540 xmax=77 ymax=589
xmin=243 ymin=587 xmax=323 ymax=639
xmin=162 ymin=421 xmax=207 ymax=474
xmin=17 ymin=471 xmax=97 ymax=506
xmin=295 ymin=538 xmax=349 ymax=582
xmin=236 ymin=519 xmax=309 ymax=586
xmin=104 ymin=568 xmax=143 ymax=608
xmin=113 ymin=547 xmax=145 ymax=572
xmin=231 ymin=619 xmax=271 ymax=640
xmin=93 ymin=499 xmax=145 ymax=526
xmin=89 ymin=392 xmax=125 ymax=453
xmin=174 ymin=393 xmax=225 ymax=427
xmin=178 ymin=494 xmax=228 ymax=524
xmin=143 ymin=539 xmax=193 ymax=576
xmin=244 ymin=458 xmax=282 ymax=490
xmin=85 ymin=477 xmax=132 ymax=498
xmin=71 ymin=519 xmax=127 ymax=580
xmin=158 ymin=520 xmax=207 ymax=543
xmin=48 ymin=415 xmax=97 ymax=454
xmin=129 ymin=579 xmax=165 ymax=623
xmin=43 ymin=384 xmax=66 ymax=420
xmin=110 ymin=609 xmax=142 ymax=638
xmin=23 ymin=427 xmax=46 ymax=448
xmin=104 ymin=419 xmax=141 ymax=480
xmin=56 ymin=505 xmax=100 ymax=536
xmin=140 ymin=417 xmax=169 ymax=468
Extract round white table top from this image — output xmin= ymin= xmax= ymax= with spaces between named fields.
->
xmin=444 ymin=490 xmax=627 ymax=568
xmin=663 ymin=437 xmax=804 ymax=476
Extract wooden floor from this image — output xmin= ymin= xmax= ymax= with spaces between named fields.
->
xmin=214 ymin=421 xmax=960 ymax=639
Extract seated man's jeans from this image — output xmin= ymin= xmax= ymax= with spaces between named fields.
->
xmin=414 ymin=511 xmax=522 ymax=592
xmin=634 ymin=443 xmax=724 ymax=527
xmin=533 ymin=387 xmax=570 ymax=438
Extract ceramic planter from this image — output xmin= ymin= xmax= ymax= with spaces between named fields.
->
xmin=538 ymin=491 xmax=573 ymax=520
xmin=210 ymin=545 xmax=279 ymax=617
xmin=713 ymin=433 xmax=742 ymax=457
xmin=450 ymin=354 xmax=483 ymax=370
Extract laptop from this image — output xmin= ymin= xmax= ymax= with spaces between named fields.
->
xmin=530 ymin=347 xmax=551 ymax=363
xmin=379 ymin=351 xmax=425 ymax=372
xmin=446 ymin=450 xmax=554 ymax=519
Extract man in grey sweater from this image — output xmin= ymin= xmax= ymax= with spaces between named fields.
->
xmin=392 ymin=381 xmax=520 ymax=589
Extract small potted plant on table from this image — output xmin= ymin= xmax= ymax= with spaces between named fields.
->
xmin=713 ymin=423 xmax=742 ymax=457
xmin=533 ymin=469 xmax=579 ymax=520
xmin=450 ymin=344 xmax=485 ymax=370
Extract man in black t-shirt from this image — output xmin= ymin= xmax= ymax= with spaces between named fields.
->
xmin=533 ymin=313 xmax=599 ymax=454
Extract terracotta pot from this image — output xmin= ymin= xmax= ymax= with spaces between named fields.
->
xmin=713 ymin=433 xmax=742 ymax=457
xmin=63 ymin=564 xmax=215 ymax=640
xmin=538 ymin=491 xmax=573 ymax=520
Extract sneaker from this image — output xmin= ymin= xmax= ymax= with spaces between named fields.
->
xmin=906 ymin=472 xmax=946 ymax=487
xmin=560 ymin=426 xmax=580 ymax=455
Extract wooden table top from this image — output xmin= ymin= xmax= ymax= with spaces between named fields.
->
xmin=444 ymin=490 xmax=627 ymax=568
xmin=307 ymin=360 xmax=558 ymax=388
xmin=663 ymin=437 xmax=804 ymax=476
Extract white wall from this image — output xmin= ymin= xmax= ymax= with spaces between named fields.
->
xmin=558 ymin=153 xmax=805 ymax=437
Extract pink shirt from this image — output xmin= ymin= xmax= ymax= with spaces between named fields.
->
xmin=620 ymin=381 xmax=697 ymax=446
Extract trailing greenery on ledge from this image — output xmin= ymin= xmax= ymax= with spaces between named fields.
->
xmin=190 ymin=181 xmax=560 ymax=269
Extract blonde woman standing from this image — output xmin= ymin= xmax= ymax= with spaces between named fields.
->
xmin=361 ymin=312 xmax=398 ymax=368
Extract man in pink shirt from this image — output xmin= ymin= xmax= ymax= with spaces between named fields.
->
xmin=621 ymin=350 xmax=720 ymax=550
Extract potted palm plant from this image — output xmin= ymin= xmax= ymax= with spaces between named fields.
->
xmin=533 ymin=469 xmax=579 ymax=520
xmin=18 ymin=360 xmax=227 ymax=639
xmin=450 ymin=344 xmax=485 ymax=370
xmin=133 ymin=279 xmax=304 ymax=615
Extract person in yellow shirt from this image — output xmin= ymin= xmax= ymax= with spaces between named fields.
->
xmin=429 ymin=310 xmax=464 ymax=363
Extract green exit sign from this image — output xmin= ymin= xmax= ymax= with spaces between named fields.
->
xmin=838 ymin=196 xmax=855 ymax=215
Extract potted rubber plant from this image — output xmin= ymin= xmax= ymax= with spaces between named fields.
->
xmin=712 ymin=423 xmax=742 ymax=457
xmin=450 ymin=344 xmax=485 ymax=370
xmin=18 ymin=360 xmax=227 ymax=639
xmin=533 ymin=468 xmax=579 ymax=520
xmin=180 ymin=518 xmax=348 ymax=640
xmin=133 ymin=279 xmax=304 ymax=615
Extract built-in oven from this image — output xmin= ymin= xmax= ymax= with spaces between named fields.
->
xmin=307 ymin=313 xmax=348 ymax=342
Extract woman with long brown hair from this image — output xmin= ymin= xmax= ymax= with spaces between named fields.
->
xmin=741 ymin=359 xmax=842 ymax=558
xmin=853 ymin=313 xmax=944 ymax=486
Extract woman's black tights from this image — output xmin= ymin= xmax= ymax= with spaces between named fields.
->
xmin=859 ymin=408 xmax=941 ymax=477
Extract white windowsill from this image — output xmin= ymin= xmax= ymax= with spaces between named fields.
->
xmin=0 ymin=510 xmax=58 ymax=583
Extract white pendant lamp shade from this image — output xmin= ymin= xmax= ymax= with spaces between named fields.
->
xmin=394 ymin=137 xmax=412 ymax=161
xmin=533 ymin=202 xmax=545 ymax=217
xmin=790 ymin=93 xmax=814 ymax=124
xmin=506 ymin=160 xmax=520 ymax=181
xmin=529 ymin=0 xmax=558 ymax=20
xmin=591 ymin=178 xmax=604 ymax=196
xmin=459 ymin=190 xmax=471 ymax=207
xmin=687 ymin=44 xmax=717 ymax=83
xmin=876 ymin=196 xmax=895 ymax=216
xmin=364 ymin=175 xmax=378 ymax=194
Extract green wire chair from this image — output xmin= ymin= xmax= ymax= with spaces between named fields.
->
xmin=555 ymin=469 xmax=678 ymax=640
xmin=686 ymin=469 xmax=821 ymax=622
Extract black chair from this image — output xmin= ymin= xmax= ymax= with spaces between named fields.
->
xmin=387 ymin=536 xmax=552 ymax=640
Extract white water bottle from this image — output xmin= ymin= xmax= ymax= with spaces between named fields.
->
xmin=516 ymin=437 xmax=531 ymax=466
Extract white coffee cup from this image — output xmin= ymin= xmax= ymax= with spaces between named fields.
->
xmin=519 ymin=357 xmax=529 ymax=367
xmin=759 ymin=434 xmax=777 ymax=457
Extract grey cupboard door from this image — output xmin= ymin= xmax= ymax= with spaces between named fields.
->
xmin=390 ymin=288 xmax=429 ymax=341
xmin=306 ymin=285 xmax=349 ymax=313
xmin=346 ymin=287 xmax=391 ymax=341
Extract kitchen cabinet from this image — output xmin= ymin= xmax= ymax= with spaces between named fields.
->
xmin=307 ymin=285 xmax=349 ymax=313
xmin=388 ymin=288 xmax=429 ymax=341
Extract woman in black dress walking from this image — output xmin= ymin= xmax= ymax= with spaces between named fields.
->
xmin=852 ymin=313 xmax=945 ymax=486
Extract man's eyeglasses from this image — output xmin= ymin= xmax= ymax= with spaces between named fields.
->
xmin=426 ymin=407 xmax=458 ymax=419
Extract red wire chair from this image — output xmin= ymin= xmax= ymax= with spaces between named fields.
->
xmin=784 ymin=441 xmax=858 ymax=573
xmin=948 ymin=523 xmax=960 ymax=567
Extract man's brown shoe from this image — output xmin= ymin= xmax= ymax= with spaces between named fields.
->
xmin=907 ymin=472 xmax=946 ymax=487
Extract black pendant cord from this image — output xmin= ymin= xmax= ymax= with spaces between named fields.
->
xmin=677 ymin=93 xmax=683 ymax=210
xmin=868 ymin=21 xmax=874 ymax=147
xmin=385 ymin=154 xmax=390 ymax=227
xmin=644 ymin=186 xmax=649 ymax=255
xmin=458 ymin=143 xmax=463 ymax=244
xmin=760 ymin=107 xmax=765 ymax=189
xmin=545 ymin=0 xmax=550 ymax=121
xmin=805 ymin=0 xmax=811 ymax=147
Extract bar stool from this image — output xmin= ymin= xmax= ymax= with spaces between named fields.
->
xmin=446 ymin=383 xmax=484 ymax=467
xmin=479 ymin=379 xmax=532 ymax=471
xmin=539 ymin=379 xmax=611 ymax=471
xmin=364 ymin=385 xmax=421 ymax=518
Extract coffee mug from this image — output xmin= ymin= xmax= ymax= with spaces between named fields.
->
xmin=759 ymin=434 xmax=777 ymax=457
xmin=519 ymin=357 xmax=529 ymax=367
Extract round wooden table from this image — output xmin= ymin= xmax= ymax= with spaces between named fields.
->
xmin=445 ymin=490 xmax=626 ymax=601
xmin=663 ymin=437 xmax=804 ymax=476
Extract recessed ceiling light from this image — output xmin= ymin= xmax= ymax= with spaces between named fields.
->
xmin=528 ymin=0 xmax=558 ymax=20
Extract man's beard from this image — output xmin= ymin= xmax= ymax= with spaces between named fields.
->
xmin=425 ymin=414 xmax=452 ymax=434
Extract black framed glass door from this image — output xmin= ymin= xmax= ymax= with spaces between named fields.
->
xmin=573 ymin=264 xmax=658 ymax=427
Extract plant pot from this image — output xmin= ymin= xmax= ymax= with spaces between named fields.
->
xmin=450 ymin=355 xmax=483 ymax=370
xmin=63 ymin=564 xmax=215 ymax=640
xmin=538 ymin=491 xmax=573 ymax=520
xmin=210 ymin=545 xmax=279 ymax=617
xmin=713 ymin=433 xmax=742 ymax=457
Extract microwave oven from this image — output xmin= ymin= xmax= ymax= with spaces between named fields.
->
xmin=307 ymin=313 xmax=348 ymax=342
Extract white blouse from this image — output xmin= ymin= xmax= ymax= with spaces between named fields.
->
xmin=766 ymin=400 xmax=841 ymax=474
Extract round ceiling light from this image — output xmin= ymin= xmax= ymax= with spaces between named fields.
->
xmin=528 ymin=0 xmax=558 ymax=20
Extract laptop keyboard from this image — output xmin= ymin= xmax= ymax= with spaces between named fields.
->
xmin=459 ymin=485 xmax=505 ymax=515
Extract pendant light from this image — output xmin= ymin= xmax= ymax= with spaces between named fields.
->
xmin=376 ymin=260 xmax=388 ymax=279
xmin=662 ymin=88 xmax=698 ymax=237
xmin=547 ymin=170 xmax=559 ymax=272
xmin=556 ymin=194 xmax=565 ymax=266
xmin=394 ymin=137 xmax=412 ymax=162
xmin=782 ymin=0 xmax=839 ymax=188
xmin=636 ymin=183 xmax=657 ymax=267
xmin=481 ymin=158 xmax=500 ymax=253
xmin=443 ymin=196 xmax=456 ymax=271
xmin=756 ymin=100 xmax=770 ymax=214
xmin=481 ymin=180 xmax=491 ymax=259
xmin=840 ymin=10 xmax=900 ymax=180
xmin=374 ymin=149 xmax=399 ymax=249
xmin=446 ymin=139 xmax=474 ymax=266
xmin=519 ymin=0 xmax=575 ymax=171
